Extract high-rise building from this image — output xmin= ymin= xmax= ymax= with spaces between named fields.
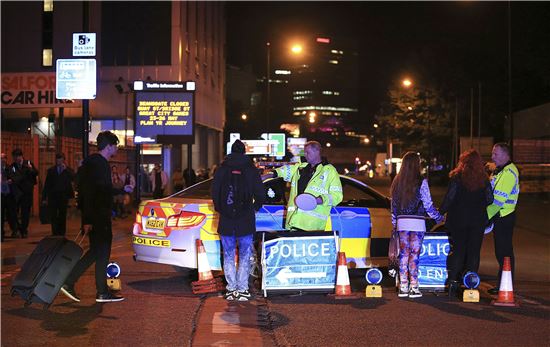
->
xmin=287 ymin=35 xmax=361 ymax=144
xmin=1 ymin=1 xmax=225 ymax=175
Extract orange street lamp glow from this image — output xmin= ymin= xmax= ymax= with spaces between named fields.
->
xmin=402 ymin=78 xmax=413 ymax=87
xmin=241 ymin=114 xmax=248 ymax=120
xmin=291 ymin=44 xmax=303 ymax=54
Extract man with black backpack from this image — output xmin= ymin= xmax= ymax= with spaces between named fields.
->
xmin=211 ymin=140 xmax=265 ymax=301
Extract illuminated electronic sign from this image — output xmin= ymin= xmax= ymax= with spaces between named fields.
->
xmin=134 ymin=81 xmax=195 ymax=144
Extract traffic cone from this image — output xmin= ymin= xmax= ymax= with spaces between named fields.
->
xmin=196 ymin=239 xmax=214 ymax=281
xmin=335 ymin=252 xmax=353 ymax=297
xmin=491 ymin=257 xmax=520 ymax=307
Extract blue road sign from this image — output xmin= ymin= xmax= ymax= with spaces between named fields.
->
xmin=418 ymin=234 xmax=450 ymax=288
xmin=262 ymin=235 xmax=337 ymax=291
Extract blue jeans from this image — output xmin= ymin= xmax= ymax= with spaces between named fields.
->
xmin=221 ymin=234 xmax=253 ymax=292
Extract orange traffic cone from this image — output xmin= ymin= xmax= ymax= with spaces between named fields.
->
xmin=335 ymin=252 xmax=353 ymax=297
xmin=491 ymin=257 xmax=520 ymax=307
xmin=196 ymin=239 xmax=214 ymax=281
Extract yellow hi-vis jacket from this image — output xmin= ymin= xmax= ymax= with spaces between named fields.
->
xmin=275 ymin=161 xmax=343 ymax=231
xmin=487 ymin=162 xmax=520 ymax=220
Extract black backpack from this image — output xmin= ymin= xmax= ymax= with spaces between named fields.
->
xmin=217 ymin=166 xmax=250 ymax=218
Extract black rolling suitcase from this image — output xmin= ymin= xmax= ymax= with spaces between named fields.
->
xmin=11 ymin=234 xmax=83 ymax=309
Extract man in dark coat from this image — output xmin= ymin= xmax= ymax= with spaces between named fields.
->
xmin=211 ymin=140 xmax=265 ymax=301
xmin=42 ymin=152 xmax=74 ymax=236
xmin=60 ymin=131 xmax=124 ymax=303
xmin=7 ymin=148 xmax=38 ymax=238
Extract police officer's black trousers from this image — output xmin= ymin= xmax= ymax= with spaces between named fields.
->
xmin=493 ymin=212 xmax=516 ymax=284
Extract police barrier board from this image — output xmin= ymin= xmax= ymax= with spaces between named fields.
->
xmin=262 ymin=234 xmax=337 ymax=293
xmin=418 ymin=234 xmax=450 ymax=288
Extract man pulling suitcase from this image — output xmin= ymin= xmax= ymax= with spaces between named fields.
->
xmin=60 ymin=131 xmax=124 ymax=303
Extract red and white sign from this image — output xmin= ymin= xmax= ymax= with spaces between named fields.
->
xmin=1 ymin=72 xmax=79 ymax=109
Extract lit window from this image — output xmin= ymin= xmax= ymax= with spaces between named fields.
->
xmin=44 ymin=0 xmax=53 ymax=12
xmin=42 ymin=49 xmax=53 ymax=66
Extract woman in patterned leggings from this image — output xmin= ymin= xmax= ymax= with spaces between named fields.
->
xmin=390 ymin=152 xmax=443 ymax=298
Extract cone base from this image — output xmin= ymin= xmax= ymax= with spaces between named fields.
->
xmin=491 ymin=299 xmax=520 ymax=307
xmin=327 ymin=293 xmax=361 ymax=300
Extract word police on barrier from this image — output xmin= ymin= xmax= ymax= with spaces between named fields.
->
xmin=262 ymin=232 xmax=338 ymax=294
xmin=418 ymin=233 xmax=450 ymax=289
xmin=133 ymin=80 xmax=196 ymax=145
xmin=72 ymin=33 xmax=96 ymax=56
xmin=55 ymin=59 xmax=96 ymax=100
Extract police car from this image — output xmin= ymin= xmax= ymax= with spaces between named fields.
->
xmin=132 ymin=175 xmax=392 ymax=271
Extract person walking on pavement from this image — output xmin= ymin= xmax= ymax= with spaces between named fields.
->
xmin=111 ymin=165 xmax=125 ymax=219
xmin=150 ymin=163 xmax=168 ymax=199
xmin=439 ymin=149 xmax=493 ymax=298
xmin=120 ymin=166 xmax=136 ymax=217
xmin=486 ymin=143 xmax=520 ymax=295
xmin=172 ymin=167 xmax=184 ymax=192
xmin=1 ymin=153 xmax=16 ymax=242
xmin=42 ymin=153 xmax=75 ymax=236
xmin=183 ymin=167 xmax=197 ymax=188
xmin=261 ymin=141 xmax=343 ymax=231
xmin=211 ymin=140 xmax=265 ymax=301
xmin=390 ymin=152 xmax=443 ymax=298
xmin=7 ymin=148 xmax=38 ymax=238
xmin=60 ymin=131 xmax=124 ymax=303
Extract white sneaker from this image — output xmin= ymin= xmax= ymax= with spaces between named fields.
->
xmin=398 ymin=284 xmax=409 ymax=297
xmin=409 ymin=287 xmax=423 ymax=298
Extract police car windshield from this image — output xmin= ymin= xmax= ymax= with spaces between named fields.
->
xmin=172 ymin=179 xmax=213 ymax=199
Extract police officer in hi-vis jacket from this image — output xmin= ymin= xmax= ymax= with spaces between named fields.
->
xmin=262 ymin=141 xmax=343 ymax=231
xmin=487 ymin=142 xmax=520 ymax=295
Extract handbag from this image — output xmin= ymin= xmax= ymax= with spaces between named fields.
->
xmin=388 ymin=228 xmax=400 ymax=277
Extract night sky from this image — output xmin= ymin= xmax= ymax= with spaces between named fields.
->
xmin=226 ymin=1 xmax=550 ymax=133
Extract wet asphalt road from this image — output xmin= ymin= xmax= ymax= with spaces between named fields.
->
xmin=2 ymin=179 xmax=549 ymax=346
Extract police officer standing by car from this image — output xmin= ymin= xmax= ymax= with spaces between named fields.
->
xmin=60 ymin=131 xmax=124 ymax=303
xmin=262 ymin=141 xmax=343 ymax=231
xmin=487 ymin=142 xmax=520 ymax=295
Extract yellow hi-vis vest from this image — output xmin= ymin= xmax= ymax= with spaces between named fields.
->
xmin=275 ymin=161 xmax=343 ymax=231
xmin=487 ymin=162 xmax=520 ymax=220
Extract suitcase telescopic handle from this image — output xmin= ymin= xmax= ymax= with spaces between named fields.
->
xmin=74 ymin=228 xmax=87 ymax=246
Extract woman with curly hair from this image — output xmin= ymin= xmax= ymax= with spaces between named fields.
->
xmin=391 ymin=152 xmax=443 ymax=298
xmin=440 ymin=149 xmax=493 ymax=297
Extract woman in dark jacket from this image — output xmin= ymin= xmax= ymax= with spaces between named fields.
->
xmin=440 ymin=149 xmax=493 ymax=297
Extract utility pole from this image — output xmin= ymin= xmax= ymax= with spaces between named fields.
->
xmin=470 ymin=87 xmax=474 ymax=149
xmin=478 ymin=81 xmax=482 ymax=148
xmin=266 ymin=42 xmax=271 ymax=132
xmin=82 ymin=1 xmax=90 ymax=158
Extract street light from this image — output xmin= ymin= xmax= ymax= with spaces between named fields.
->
xmin=241 ymin=113 xmax=248 ymax=121
xmin=402 ymin=78 xmax=412 ymax=88
xmin=291 ymin=44 xmax=303 ymax=55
